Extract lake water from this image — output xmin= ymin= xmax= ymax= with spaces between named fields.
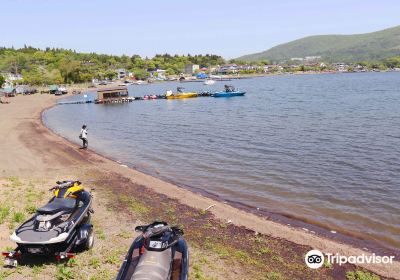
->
xmin=43 ymin=72 xmax=400 ymax=250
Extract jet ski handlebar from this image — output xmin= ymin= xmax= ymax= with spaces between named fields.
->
xmin=49 ymin=180 xmax=82 ymax=191
xmin=135 ymin=222 xmax=184 ymax=237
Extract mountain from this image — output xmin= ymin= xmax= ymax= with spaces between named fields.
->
xmin=238 ymin=25 xmax=400 ymax=63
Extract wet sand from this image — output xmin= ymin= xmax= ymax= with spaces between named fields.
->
xmin=0 ymin=94 xmax=399 ymax=279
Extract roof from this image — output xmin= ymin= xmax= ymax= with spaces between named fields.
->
xmin=1 ymin=87 xmax=15 ymax=93
xmin=97 ymin=86 xmax=128 ymax=93
xmin=97 ymin=86 xmax=129 ymax=99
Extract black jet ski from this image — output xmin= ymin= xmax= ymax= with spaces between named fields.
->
xmin=116 ymin=221 xmax=189 ymax=280
xmin=3 ymin=180 xmax=94 ymax=266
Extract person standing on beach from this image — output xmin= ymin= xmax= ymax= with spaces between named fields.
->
xmin=79 ymin=125 xmax=88 ymax=149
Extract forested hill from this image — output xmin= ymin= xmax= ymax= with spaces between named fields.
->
xmin=238 ymin=25 xmax=400 ymax=62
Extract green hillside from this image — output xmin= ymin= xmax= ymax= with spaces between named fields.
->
xmin=238 ymin=25 xmax=400 ymax=62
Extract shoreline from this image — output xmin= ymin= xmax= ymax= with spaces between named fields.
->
xmin=45 ymin=91 xmax=400 ymax=257
xmin=1 ymin=94 xmax=399 ymax=279
xmin=40 ymin=95 xmax=400 ymax=278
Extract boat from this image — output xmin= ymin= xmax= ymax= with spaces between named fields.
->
xmin=213 ymin=85 xmax=246 ymax=97
xmin=203 ymin=79 xmax=216 ymax=85
xmin=166 ymin=92 xmax=198 ymax=99
xmin=4 ymin=180 xmax=94 ymax=265
xmin=213 ymin=91 xmax=245 ymax=97
xmin=115 ymin=221 xmax=188 ymax=280
xmin=166 ymin=87 xmax=198 ymax=99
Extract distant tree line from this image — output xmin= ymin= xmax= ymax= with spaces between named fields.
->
xmin=1 ymin=46 xmax=400 ymax=85
xmin=0 ymin=46 xmax=226 ymax=85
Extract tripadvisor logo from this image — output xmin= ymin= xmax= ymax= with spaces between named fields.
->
xmin=305 ymin=250 xmax=324 ymax=269
xmin=305 ymin=249 xmax=395 ymax=269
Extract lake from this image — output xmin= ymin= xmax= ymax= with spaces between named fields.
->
xmin=43 ymin=72 xmax=400 ymax=250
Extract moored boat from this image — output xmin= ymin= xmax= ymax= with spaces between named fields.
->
xmin=203 ymin=79 xmax=216 ymax=85
xmin=213 ymin=85 xmax=246 ymax=97
xmin=213 ymin=91 xmax=246 ymax=97
xmin=166 ymin=92 xmax=198 ymax=99
xmin=166 ymin=87 xmax=198 ymax=99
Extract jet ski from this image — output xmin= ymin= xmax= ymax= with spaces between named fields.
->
xmin=116 ymin=221 xmax=189 ymax=280
xmin=3 ymin=180 xmax=94 ymax=266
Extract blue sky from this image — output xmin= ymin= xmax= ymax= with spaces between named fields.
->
xmin=2 ymin=0 xmax=399 ymax=58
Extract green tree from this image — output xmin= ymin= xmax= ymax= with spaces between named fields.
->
xmin=22 ymin=67 xmax=44 ymax=85
xmin=0 ymin=75 xmax=5 ymax=87
xmin=166 ymin=68 xmax=176 ymax=75
xmin=105 ymin=70 xmax=116 ymax=80
xmin=132 ymin=68 xmax=149 ymax=80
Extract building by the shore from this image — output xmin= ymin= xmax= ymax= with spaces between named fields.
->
xmin=96 ymin=86 xmax=129 ymax=103
xmin=184 ymin=64 xmax=199 ymax=74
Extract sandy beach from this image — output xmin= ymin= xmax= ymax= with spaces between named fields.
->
xmin=0 ymin=94 xmax=399 ymax=279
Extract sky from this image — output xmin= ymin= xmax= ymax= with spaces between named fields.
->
xmin=2 ymin=0 xmax=400 ymax=58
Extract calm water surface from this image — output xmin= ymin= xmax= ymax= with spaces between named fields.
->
xmin=43 ymin=72 xmax=400 ymax=250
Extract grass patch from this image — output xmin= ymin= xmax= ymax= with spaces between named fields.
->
xmin=120 ymin=195 xmax=149 ymax=215
xmin=3 ymin=246 xmax=14 ymax=252
xmin=89 ymin=268 xmax=114 ymax=280
xmin=203 ymin=222 xmax=213 ymax=229
xmin=106 ymin=254 xmax=120 ymax=265
xmin=271 ymin=254 xmax=284 ymax=263
xmin=117 ymin=230 xmax=131 ymax=239
xmin=256 ymin=246 xmax=272 ymax=256
xmin=7 ymin=176 xmax=22 ymax=187
xmin=67 ymin=258 xmax=78 ymax=267
xmin=266 ymin=271 xmax=285 ymax=280
xmin=31 ymin=264 xmax=44 ymax=275
xmin=89 ymin=257 xmax=101 ymax=269
xmin=12 ymin=212 xmax=25 ymax=223
xmin=0 ymin=206 xmax=10 ymax=224
xmin=25 ymin=205 xmax=37 ymax=214
xmin=346 ymin=270 xmax=380 ymax=280
xmin=56 ymin=264 xmax=74 ymax=280
xmin=235 ymin=250 xmax=258 ymax=265
xmin=0 ymin=270 xmax=15 ymax=279
xmin=198 ymin=209 xmax=207 ymax=216
xmin=192 ymin=264 xmax=206 ymax=280
xmin=213 ymin=244 xmax=230 ymax=258
xmin=324 ymin=259 xmax=333 ymax=269
xmin=25 ymin=186 xmax=42 ymax=203
xmin=95 ymin=229 xmax=106 ymax=240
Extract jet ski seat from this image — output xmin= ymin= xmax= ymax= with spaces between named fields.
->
xmin=37 ymin=198 xmax=76 ymax=215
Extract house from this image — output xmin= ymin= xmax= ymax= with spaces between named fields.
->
xmin=116 ymin=69 xmax=127 ymax=79
xmin=353 ymin=64 xmax=367 ymax=72
xmin=237 ymin=64 xmax=258 ymax=71
xmin=217 ymin=64 xmax=238 ymax=74
xmin=149 ymin=69 xmax=167 ymax=80
xmin=184 ymin=64 xmax=200 ymax=75
xmin=332 ymin=63 xmax=349 ymax=72
xmin=263 ymin=65 xmax=282 ymax=73
xmin=96 ymin=86 xmax=129 ymax=103
xmin=0 ymin=72 xmax=23 ymax=82
xmin=305 ymin=56 xmax=321 ymax=62
xmin=291 ymin=57 xmax=304 ymax=62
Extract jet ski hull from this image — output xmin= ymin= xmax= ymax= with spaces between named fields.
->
xmin=116 ymin=223 xmax=189 ymax=280
xmin=8 ymin=184 xmax=94 ymax=257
